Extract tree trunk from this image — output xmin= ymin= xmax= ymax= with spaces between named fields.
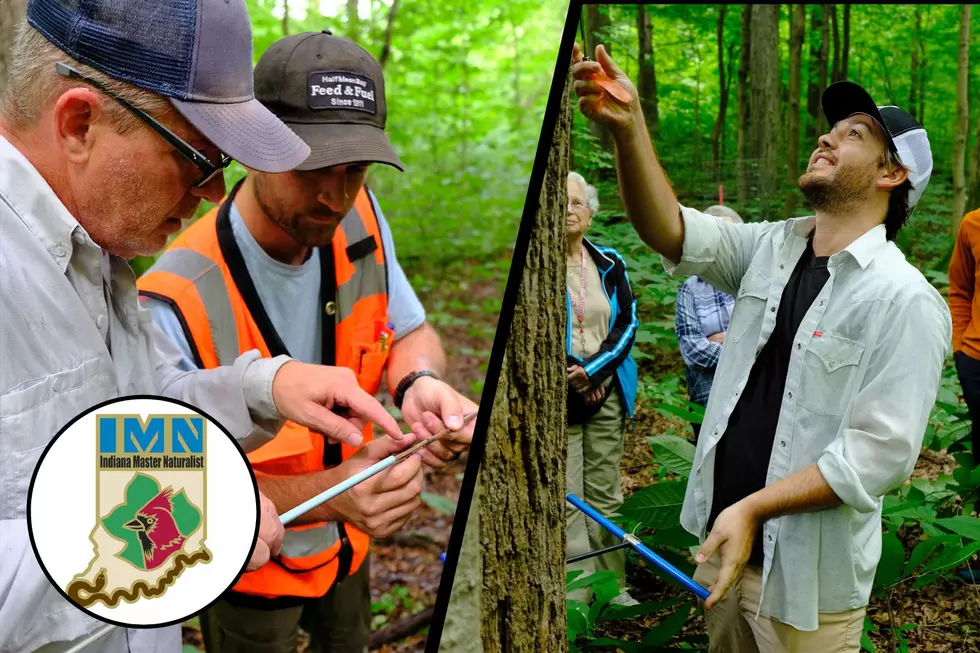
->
xmin=910 ymin=6 xmax=921 ymax=120
xmin=478 ymin=70 xmax=570 ymax=653
xmin=817 ymin=5 xmax=829 ymax=134
xmin=346 ymin=0 xmax=359 ymax=41
xmin=805 ymin=5 xmax=823 ymax=142
xmin=690 ymin=27 xmax=703 ymax=192
xmin=282 ymin=0 xmax=289 ymax=35
xmin=787 ymin=4 xmax=805 ymax=216
xmin=968 ymin=112 xmax=980 ymax=213
xmin=841 ymin=5 xmax=850 ymax=80
xmin=378 ymin=0 xmax=399 ymax=70
xmin=711 ymin=5 xmax=729 ymax=179
xmin=637 ymin=5 xmax=660 ymax=138
xmin=952 ymin=5 xmax=971 ymax=232
xmin=736 ymin=4 xmax=752 ymax=205
xmin=830 ymin=5 xmax=840 ymax=83
xmin=749 ymin=4 xmax=780 ymax=220
xmin=0 ymin=0 xmax=28 ymax=90
xmin=584 ymin=5 xmax=613 ymax=153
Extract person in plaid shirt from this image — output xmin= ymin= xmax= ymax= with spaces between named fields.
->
xmin=675 ymin=206 xmax=742 ymax=437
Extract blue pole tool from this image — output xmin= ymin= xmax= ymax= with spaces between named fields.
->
xmin=280 ymin=411 xmax=478 ymax=526
xmin=566 ymin=493 xmax=710 ymax=601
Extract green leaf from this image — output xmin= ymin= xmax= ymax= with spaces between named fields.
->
xmin=904 ymin=535 xmax=958 ymax=576
xmin=648 ymin=435 xmax=697 ymax=477
xmin=934 ymin=516 xmax=980 ymax=541
xmin=420 ymin=492 xmax=457 ymax=515
xmin=566 ymin=570 xmax=618 ymax=593
xmin=640 ymin=601 xmax=693 ymax=648
xmin=588 ymin=637 xmax=641 ymax=653
xmin=587 ymin=574 xmax=623 ymax=624
xmin=598 ymin=596 xmax=685 ymax=622
xmin=618 ymin=480 xmax=687 ymax=530
xmin=183 ymin=646 xmax=200 ymax=653
xmin=920 ymin=540 xmax=980 ymax=575
xmin=873 ymin=529 xmax=905 ymax=590
xmin=644 ymin=525 xmax=699 ymax=551
xmin=652 ymin=402 xmax=704 ymax=425
xmin=566 ymin=600 xmax=590 ymax=642
xmin=860 ymin=616 xmax=877 ymax=652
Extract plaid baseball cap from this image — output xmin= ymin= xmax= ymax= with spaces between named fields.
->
xmin=26 ymin=0 xmax=310 ymax=173
xmin=253 ymin=30 xmax=403 ymax=172
xmin=822 ymin=81 xmax=933 ymax=212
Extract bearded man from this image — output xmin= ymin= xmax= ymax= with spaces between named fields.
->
xmin=573 ymin=43 xmax=950 ymax=653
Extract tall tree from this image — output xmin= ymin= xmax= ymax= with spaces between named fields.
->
xmin=817 ymin=5 xmax=830 ymax=134
xmin=346 ymin=0 xmax=360 ymax=41
xmin=952 ymin=5 xmax=972 ymax=231
xmin=841 ymin=4 xmax=850 ymax=80
xmin=583 ymin=5 xmax=613 ymax=153
xmin=805 ymin=5 xmax=824 ymax=142
xmin=910 ymin=6 xmax=922 ymax=121
xmin=736 ymin=4 xmax=752 ymax=204
xmin=478 ymin=70 xmax=570 ymax=652
xmin=749 ymin=4 xmax=780 ymax=221
xmin=968 ymin=112 xmax=980 ymax=213
xmin=637 ymin=4 xmax=660 ymax=138
xmin=830 ymin=5 xmax=840 ymax=83
xmin=378 ymin=0 xmax=399 ymax=70
xmin=711 ymin=5 xmax=731 ymax=176
xmin=0 ymin=0 xmax=28 ymax=90
xmin=787 ymin=4 xmax=805 ymax=215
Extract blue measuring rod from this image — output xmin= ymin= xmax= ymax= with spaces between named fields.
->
xmin=566 ymin=493 xmax=710 ymax=601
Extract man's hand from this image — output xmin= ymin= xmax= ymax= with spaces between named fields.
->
xmin=401 ymin=376 xmax=478 ymax=469
xmin=272 ymin=362 xmax=404 ymax=448
xmin=583 ymin=385 xmax=607 ymax=406
xmin=247 ymin=492 xmax=284 ymax=571
xmin=707 ymin=332 xmax=725 ymax=344
xmin=571 ymin=42 xmax=640 ymax=133
xmin=694 ymin=501 xmax=759 ymax=610
xmin=329 ymin=435 xmax=425 ymax=538
xmin=567 ymin=365 xmax=593 ymax=393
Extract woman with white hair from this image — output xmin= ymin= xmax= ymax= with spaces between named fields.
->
xmin=565 ymin=171 xmax=639 ymax=605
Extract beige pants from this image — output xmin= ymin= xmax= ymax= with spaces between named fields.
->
xmin=693 ymin=556 xmax=866 ymax=653
xmin=566 ymin=386 xmax=626 ymax=600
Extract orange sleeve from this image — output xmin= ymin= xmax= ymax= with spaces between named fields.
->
xmin=949 ymin=212 xmax=979 ymax=352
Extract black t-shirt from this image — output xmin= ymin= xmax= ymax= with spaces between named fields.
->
xmin=708 ymin=237 xmax=830 ymax=566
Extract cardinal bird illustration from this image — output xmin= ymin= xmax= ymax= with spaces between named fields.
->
xmin=122 ymin=488 xmax=186 ymax=570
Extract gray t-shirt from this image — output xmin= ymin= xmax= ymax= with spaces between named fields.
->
xmin=143 ymin=190 xmax=426 ymax=371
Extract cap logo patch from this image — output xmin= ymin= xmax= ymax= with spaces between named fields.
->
xmin=308 ymin=71 xmax=377 ymax=114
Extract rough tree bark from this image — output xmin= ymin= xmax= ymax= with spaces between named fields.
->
xmin=478 ymin=70 xmax=570 ymax=652
xmin=841 ymin=5 xmax=850 ymax=80
xmin=736 ymin=4 xmax=751 ymax=205
xmin=710 ymin=5 xmax=729 ymax=179
xmin=637 ymin=4 xmax=659 ymax=138
xmin=787 ymin=4 xmax=805 ymax=216
xmin=0 ymin=0 xmax=28 ymax=91
xmin=749 ymin=4 xmax=780 ymax=221
xmin=378 ymin=0 xmax=399 ymax=70
xmin=951 ymin=5 xmax=971 ymax=231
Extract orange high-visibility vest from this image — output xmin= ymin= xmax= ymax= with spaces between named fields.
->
xmin=137 ymin=180 xmax=391 ymax=601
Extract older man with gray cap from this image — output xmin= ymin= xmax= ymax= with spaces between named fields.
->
xmin=575 ymin=41 xmax=950 ymax=652
xmin=0 ymin=2 xmax=408 ymax=652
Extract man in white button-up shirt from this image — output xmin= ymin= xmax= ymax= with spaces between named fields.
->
xmin=0 ymin=2 xmax=412 ymax=652
xmin=573 ymin=44 xmax=951 ymax=652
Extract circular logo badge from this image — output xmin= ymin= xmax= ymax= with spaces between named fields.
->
xmin=27 ymin=396 xmax=259 ymax=628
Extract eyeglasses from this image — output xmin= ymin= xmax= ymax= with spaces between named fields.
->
xmin=568 ymin=197 xmax=589 ymax=210
xmin=55 ymin=62 xmax=232 ymax=188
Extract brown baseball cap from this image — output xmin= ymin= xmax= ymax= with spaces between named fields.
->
xmin=254 ymin=30 xmax=403 ymax=172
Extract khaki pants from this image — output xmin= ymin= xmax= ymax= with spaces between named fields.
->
xmin=693 ymin=556 xmax=866 ymax=653
xmin=200 ymin=553 xmax=371 ymax=653
xmin=566 ymin=386 xmax=627 ymax=599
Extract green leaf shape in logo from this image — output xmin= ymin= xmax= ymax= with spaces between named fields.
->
xmin=102 ymin=473 xmax=202 ymax=570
